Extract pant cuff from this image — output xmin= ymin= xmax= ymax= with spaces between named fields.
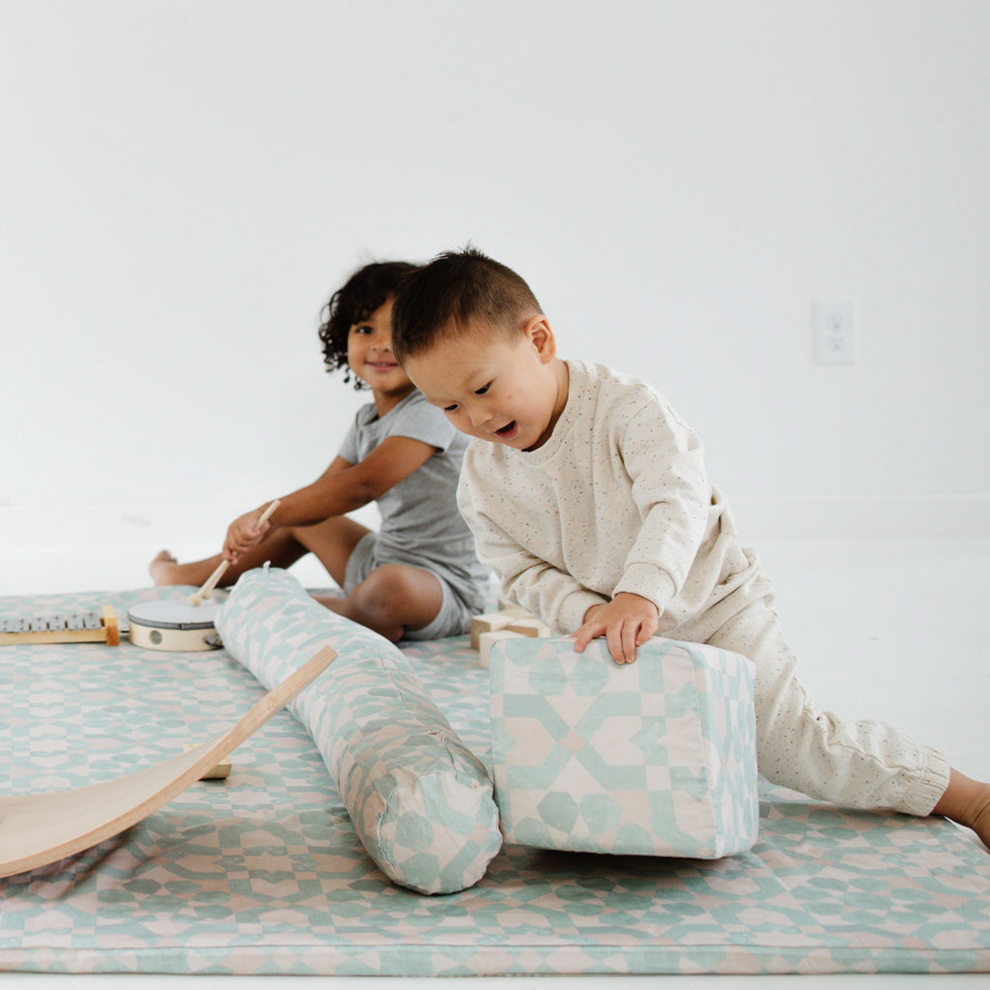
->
xmin=895 ymin=745 xmax=952 ymax=817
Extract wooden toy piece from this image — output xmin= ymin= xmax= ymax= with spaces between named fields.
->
xmin=183 ymin=744 xmax=232 ymax=779
xmin=0 ymin=605 xmax=120 ymax=647
xmin=470 ymin=604 xmax=544 ymax=650
xmin=0 ymin=644 xmax=337 ymax=880
xmin=470 ymin=612 xmax=518 ymax=651
xmin=497 ymin=596 xmax=527 ymax=615
xmin=506 ymin=616 xmax=552 ymax=639
xmin=479 ymin=629 xmax=524 ymax=670
xmin=101 ymin=605 xmax=120 ymax=646
xmin=190 ymin=499 xmax=281 ymax=606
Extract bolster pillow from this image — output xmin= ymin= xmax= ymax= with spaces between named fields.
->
xmin=215 ymin=566 xmax=502 ymax=894
xmin=490 ymin=636 xmax=758 ymax=859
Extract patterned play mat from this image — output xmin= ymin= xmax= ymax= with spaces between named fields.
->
xmin=2 ymin=587 xmax=988 ymax=976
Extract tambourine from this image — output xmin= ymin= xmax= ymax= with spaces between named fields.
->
xmin=128 ymin=600 xmax=222 ymax=651
xmin=129 ymin=499 xmax=282 ymax=652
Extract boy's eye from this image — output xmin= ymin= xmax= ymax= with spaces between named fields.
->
xmin=353 ymin=325 xmax=373 ymax=335
xmin=443 ymin=404 xmax=458 ymax=413
xmin=474 ymin=383 xmax=491 ymax=395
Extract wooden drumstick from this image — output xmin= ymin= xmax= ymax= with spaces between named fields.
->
xmin=189 ymin=499 xmax=281 ymax=606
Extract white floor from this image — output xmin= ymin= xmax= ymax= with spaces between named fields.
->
xmin=2 ymin=537 xmax=988 ymax=988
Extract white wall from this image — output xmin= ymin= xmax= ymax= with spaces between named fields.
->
xmin=2 ymin=0 xmax=988 ymax=555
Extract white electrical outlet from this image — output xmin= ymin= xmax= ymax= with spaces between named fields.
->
xmin=813 ymin=299 xmax=860 ymax=364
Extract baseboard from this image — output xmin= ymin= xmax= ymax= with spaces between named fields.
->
xmin=0 ymin=497 xmax=986 ymax=548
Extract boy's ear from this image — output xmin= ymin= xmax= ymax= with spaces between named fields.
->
xmin=525 ymin=314 xmax=556 ymax=362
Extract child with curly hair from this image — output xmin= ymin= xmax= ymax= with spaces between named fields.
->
xmin=150 ymin=261 xmax=490 ymax=642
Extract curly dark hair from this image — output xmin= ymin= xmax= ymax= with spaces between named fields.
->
xmin=318 ymin=260 xmax=418 ymax=389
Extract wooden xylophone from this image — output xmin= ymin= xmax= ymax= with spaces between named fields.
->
xmin=0 ymin=605 xmax=120 ymax=646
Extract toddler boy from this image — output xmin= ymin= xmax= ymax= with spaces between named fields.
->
xmin=391 ymin=247 xmax=990 ymax=848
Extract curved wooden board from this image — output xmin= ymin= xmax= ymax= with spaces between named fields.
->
xmin=0 ymin=644 xmax=337 ymax=879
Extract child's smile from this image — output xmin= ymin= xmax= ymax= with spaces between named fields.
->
xmin=347 ymin=298 xmax=415 ymax=413
xmin=364 ymin=357 xmax=402 ymax=375
xmin=495 ymin=421 xmax=519 ymax=441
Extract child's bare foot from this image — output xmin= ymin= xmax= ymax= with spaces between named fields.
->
xmin=972 ymin=799 xmax=990 ymax=850
xmin=149 ymin=550 xmax=180 ymax=586
xmin=149 ymin=550 xmax=224 ymax=588
xmin=933 ymin=769 xmax=990 ymax=850
xmin=963 ymin=787 xmax=990 ymax=850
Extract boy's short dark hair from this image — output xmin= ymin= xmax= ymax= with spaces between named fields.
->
xmin=391 ymin=247 xmax=542 ymax=364
xmin=319 ymin=260 xmax=417 ymax=389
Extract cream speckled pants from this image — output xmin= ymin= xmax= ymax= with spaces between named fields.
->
xmin=675 ymin=588 xmax=951 ymax=817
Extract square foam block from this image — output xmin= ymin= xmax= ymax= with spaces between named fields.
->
xmin=489 ymin=636 xmax=758 ymax=859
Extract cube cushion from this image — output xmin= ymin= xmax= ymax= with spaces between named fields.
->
xmin=489 ymin=636 xmax=758 ymax=859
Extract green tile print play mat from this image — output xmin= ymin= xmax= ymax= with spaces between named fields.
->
xmin=1 ymin=587 xmax=988 ymax=977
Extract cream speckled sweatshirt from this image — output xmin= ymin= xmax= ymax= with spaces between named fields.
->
xmin=458 ymin=359 xmax=951 ymax=817
xmin=457 ymin=359 xmax=759 ymax=635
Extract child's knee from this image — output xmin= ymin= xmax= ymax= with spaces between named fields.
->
xmin=350 ymin=566 xmax=411 ymax=618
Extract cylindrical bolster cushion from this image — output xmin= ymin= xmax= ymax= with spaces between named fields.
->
xmin=215 ymin=566 xmax=501 ymax=894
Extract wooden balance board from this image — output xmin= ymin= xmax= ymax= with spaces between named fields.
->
xmin=0 ymin=645 xmax=337 ymax=880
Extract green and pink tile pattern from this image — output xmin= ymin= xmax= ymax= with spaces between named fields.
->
xmin=490 ymin=636 xmax=758 ymax=858
xmin=1 ymin=585 xmax=988 ymax=975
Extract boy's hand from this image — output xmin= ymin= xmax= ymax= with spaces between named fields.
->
xmin=223 ymin=507 xmax=275 ymax=562
xmin=572 ymin=592 xmax=659 ymax=665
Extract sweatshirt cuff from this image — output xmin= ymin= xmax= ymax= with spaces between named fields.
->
xmin=558 ymin=590 xmax=611 ymax=636
xmin=613 ymin=565 xmax=676 ymax=617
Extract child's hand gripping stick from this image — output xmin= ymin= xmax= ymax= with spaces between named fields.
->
xmin=189 ymin=499 xmax=281 ymax=607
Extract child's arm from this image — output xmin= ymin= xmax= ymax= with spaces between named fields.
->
xmin=457 ymin=482 xmax=612 ymax=629
xmin=573 ymin=399 xmax=712 ymax=663
xmin=472 ymin=513 xmax=658 ymax=665
xmin=461 ymin=393 xmax=712 ymax=664
xmin=470 ymin=513 xmax=659 ymax=665
xmin=462 ymin=497 xmax=658 ymax=664
xmin=612 ymin=401 xmax=711 ymax=603
xmin=223 ymin=437 xmax=437 ymax=561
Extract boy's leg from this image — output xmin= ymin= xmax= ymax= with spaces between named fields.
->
xmin=705 ymin=596 xmax=951 ymax=818
xmin=150 ymin=516 xmax=370 ymax=589
xmin=150 ymin=531 xmax=309 ymax=588
xmin=315 ymin=564 xmax=443 ymax=644
xmin=282 ymin=516 xmax=372 ymax=588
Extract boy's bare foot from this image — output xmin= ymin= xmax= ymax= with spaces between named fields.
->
xmin=933 ymin=769 xmax=990 ymax=850
xmin=149 ymin=550 xmax=180 ymax=586
xmin=972 ymin=800 xmax=990 ymax=850
xmin=962 ymin=787 xmax=990 ymax=850
xmin=149 ymin=550 xmax=226 ymax=588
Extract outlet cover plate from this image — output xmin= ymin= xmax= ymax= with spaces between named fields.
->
xmin=813 ymin=299 xmax=860 ymax=364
